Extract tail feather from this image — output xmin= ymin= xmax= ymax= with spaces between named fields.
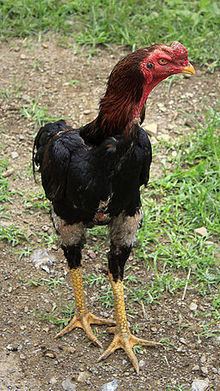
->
xmin=32 ymin=120 xmax=69 ymax=180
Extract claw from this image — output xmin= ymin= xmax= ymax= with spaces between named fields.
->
xmin=55 ymin=312 xmax=115 ymax=347
xmin=98 ymin=330 xmax=162 ymax=373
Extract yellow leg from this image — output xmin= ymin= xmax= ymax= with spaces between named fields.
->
xmin=56 ymin=268 xmax=115 ymax=347
xmin=98 ymin=273 xmax=161 ymax=373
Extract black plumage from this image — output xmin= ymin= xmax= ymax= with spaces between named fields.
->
xmin=33 ymin=120 xmax=152 ymax=228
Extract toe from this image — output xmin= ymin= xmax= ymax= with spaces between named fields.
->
xmin=89 ymin=314 xmax=115 ymax=326
xmin=81 ymin=319 xmax=103 ymax=347
xmin=98 ymin=339 xmax=118 ymax=361
xmin=55 ymin=316 xmax=79 ymax=338
xmin=131 ymin=335 xmax=162 ymax=347
xmin=124 ymin=340 xmax=139 ymax=374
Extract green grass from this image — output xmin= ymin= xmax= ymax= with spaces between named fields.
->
xmin=0 ymin=224 xmax=28 ymax=246
xmin=24 ymin=191 xmax=50 ymax=212
xmin=26 ymin=276 xmax=65 ymax=290
xmin=0 ymin=159 xmax=10 ymax=204
xmin=20 ymin=100 xmax=59 ymax=128
xmin=39 ymin=303 xmax=74 ymax=328
xmin=37 ymin=231 xmax=58 ymax=247
xmin=136 ymin=110 xmax=220 ymax=301
xmin=0 ymin=0 xmax=220 ymax=65
xmin=0 ymin=82 xmax=23 ymax=101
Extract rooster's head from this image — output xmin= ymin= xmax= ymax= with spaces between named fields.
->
xmin=98 ymin=42 xmax=195 ymax=136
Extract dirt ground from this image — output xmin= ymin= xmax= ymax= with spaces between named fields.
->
xmin=0 ymin=37 xmax=219 ymax=391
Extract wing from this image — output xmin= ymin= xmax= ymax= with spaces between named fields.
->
xmin=34 ymin=121 xmax=87 ymax=202
xmin=137 ymin=127 xmax=152 ymax=186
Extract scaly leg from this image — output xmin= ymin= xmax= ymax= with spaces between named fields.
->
xmin=56 ymin=267 xmax=115 ymax=346
xmin=52 ymin=217 xmax=115 ymax=347
xmin=98 ymin=273 xmax=161 ymax=372
xmin=99 ymin=211 xmax=161 ymax=373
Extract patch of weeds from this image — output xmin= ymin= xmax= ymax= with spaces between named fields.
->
xmin=37 ymin=231 xmax=58 ymax=247
xmin=0 ymin=82 xmax=23 ymax=100
xmin=133 ymin=345 xmax=144 ymax=355
xmin=0 ymin=159 xmax=11 ymax=205
xmin=0 ymin=224 xmax=28 ymax=246
xmin=26 ymin=276 xmax=65 ymax=290
xmin=0 ymin=87 xmax=11 ymax=100
xmin=24 ymin=191 xmax=50 ymax=212
xmin=99 ymin=286 xmax=113 ymax=309
xmin=166 ymin=385 xmax=187 ymax=391
xmin=136 ymin=111 xmax=220 ymax=310
xmin=14 ymin=246 xmax=32 ymax=259
xmin=20 ymin=100 xmax=59 ymax=127
xmin=210 ymin=295 xmax=220 ymax=321
xmin=87 ymin=225 xmax=108 ymax=239
xmin=125 ymin=274 xmax=138 ymax=284
xmin=198 ymin=321 xmax=220 ymax=339
xmin=85 ymin=273 xmax=106 ymax=287
xmin=130 ymin=274 xmax=186 ymax=304
xmin=31 ymin=59 xmax=44 ymax=71
xmin=159 ymin=337 xmax=176 ymax=349
xmin=39 ymin=303 xmax=74 ymax=329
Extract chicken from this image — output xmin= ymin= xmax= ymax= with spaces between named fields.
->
xmin=33 ymin=42 xmax=195 ymax=373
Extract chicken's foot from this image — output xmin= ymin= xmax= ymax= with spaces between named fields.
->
xmin=98 ymin=274 xmax=161 ymax=373
xmin=55 ymin=268 xmax=115 ymax=347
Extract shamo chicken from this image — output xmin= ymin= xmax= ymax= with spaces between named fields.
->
xmin=33 ymin=42 xmax=195 ymax=373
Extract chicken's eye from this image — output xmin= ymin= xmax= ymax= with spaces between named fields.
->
xmin=158 ymin=58 xmax=168 ymax=65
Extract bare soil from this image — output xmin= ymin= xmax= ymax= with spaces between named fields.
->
xmin=0 ymin=37 xmax=219 ymax=391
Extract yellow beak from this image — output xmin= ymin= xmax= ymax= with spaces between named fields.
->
xmin=181 ymin=63 xmax=196 ymax=75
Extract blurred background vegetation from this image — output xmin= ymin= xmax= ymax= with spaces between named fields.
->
xmin=0 ymin=0 xmax=219 ymax=66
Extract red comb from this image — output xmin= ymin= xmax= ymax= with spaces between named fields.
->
xmin=171 ymin=41 xmax=188 ymax=59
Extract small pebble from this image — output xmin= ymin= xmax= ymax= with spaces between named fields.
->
xmin=3 ymin=169 xmax=14 ymax=178
xmin=201 ymin=366 xmax=208 ymax=375
xmin=11 ymin=151 xmax=19 ymax=159
xmin=6 ymin=344 xmax=18 ymax=352
xmin=62 ymin=378 xmax=76 ymax=391
xmin=87 ymin=250 xmax=96 ymax=259
xmin=44 ymin=351 xmax=56 ymax=359
xmin=190 ymin=302 xmax=198 ymax=311
xmin=63 ymin=346 xmax=76 ymax=354
xmin=139 ymin=360 xmax=146 ymax=368
xmin=77 ymin=371 xmax=90 ymax=383
xmin=50 ymin=377 xmax=57 ymax=385
xmin=192 ymin=365 xmax=200 ymax=371
xmin=194 ymin=227 xmax=208 ymax=237
xmin=157 ymin=103 xmax=166 ymax=112
xmin=191 ymin=378 xmax=209 ymax=391
xmin=100 ymin=379 xmax=119 ymax=391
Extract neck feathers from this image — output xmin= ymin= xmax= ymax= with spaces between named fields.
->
xmin=81 ymin=49 xmax=152 ymax=143
xmin=97 ymin=50 xmax=147 ymax=137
